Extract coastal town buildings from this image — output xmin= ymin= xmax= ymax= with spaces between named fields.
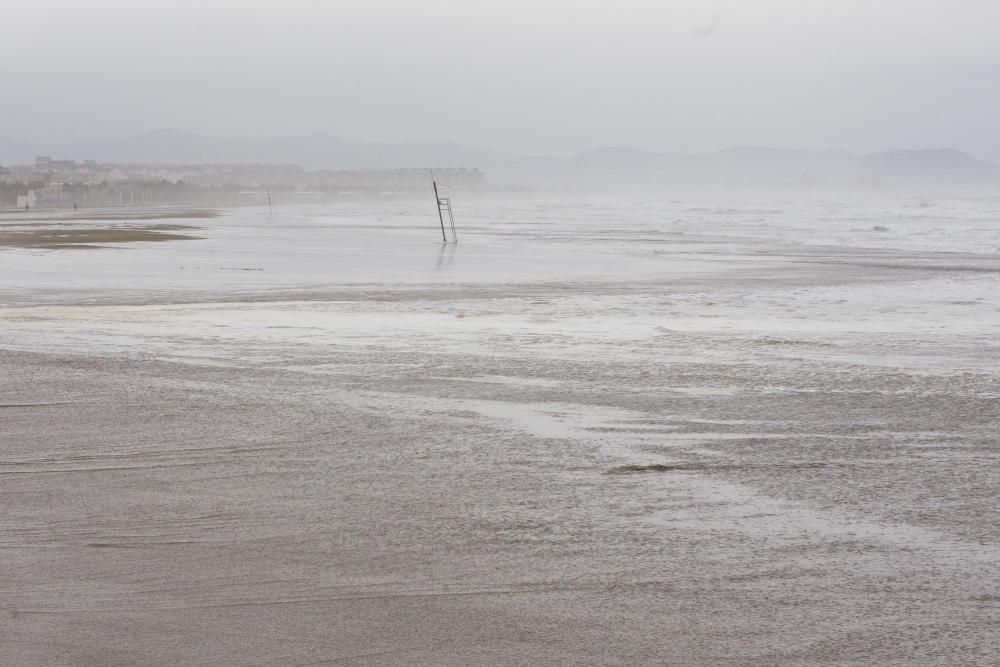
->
xmin=0 ymin=158 xmax=485 ymax=208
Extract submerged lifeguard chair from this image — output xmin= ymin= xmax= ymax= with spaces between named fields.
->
xmin=431 ymin=171 xmax=458 ymax=244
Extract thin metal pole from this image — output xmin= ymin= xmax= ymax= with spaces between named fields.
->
xmin=448 ymin=205 xmax=457 ymax=243
xmin=432 ymin=177 xmax=447 ymax=242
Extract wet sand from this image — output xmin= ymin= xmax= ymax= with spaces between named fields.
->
xmin=1 ymin=200 xmax=998 ymax=664
xmin=0 ymin=223 xmax=201 ymax=249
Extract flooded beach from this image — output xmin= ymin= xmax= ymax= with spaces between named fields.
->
xmin=2 ymin=196 xmax=999 ymax=664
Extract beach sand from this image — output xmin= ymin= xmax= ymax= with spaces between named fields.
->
xmin=1 ymin=199 xmax=998 ymax=664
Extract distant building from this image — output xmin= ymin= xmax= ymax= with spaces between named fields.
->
xmin=16 ymin=190 xmax=37 ymax=208
xmin=284 ymin=191 xmax=323 ymax=204
xmin=237 ymin=191 xmax=270 ymax=205
xmin=38 ymin=182 xmax=70 ymax=205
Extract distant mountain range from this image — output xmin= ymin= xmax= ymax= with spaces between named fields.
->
xmin=2 ymin=129 xmax=998 ymax=189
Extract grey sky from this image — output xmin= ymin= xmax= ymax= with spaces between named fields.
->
xmin=4 ymin=0 xmax=1000 ymax=159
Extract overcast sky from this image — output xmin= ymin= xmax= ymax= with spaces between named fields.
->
xmin=4 ymin=0 xmax=1000 ymax=159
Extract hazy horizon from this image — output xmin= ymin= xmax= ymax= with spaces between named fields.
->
xmin=4 ymin=1 xmax=1000 ymax=160
xmin=3 ymin=127 xmax=999 ymax=166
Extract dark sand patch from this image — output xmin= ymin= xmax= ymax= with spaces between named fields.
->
xmin=0 ymin=209 xmax=219 ymax=222
xmin=608 ymin=462 xmax=832 ymax=474
xmin=0 ymin=224 xmax=202 ymax=249
xmin=0 ymin=403 xmax=74 ymax=409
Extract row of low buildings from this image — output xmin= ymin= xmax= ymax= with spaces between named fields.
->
xmin=0 ymin=158 xmax=486 ymax=208
xmin=4 ymin=157 xmax=306 ymax=189
xmin=0 ymin=179 xmax=245 ymax=209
